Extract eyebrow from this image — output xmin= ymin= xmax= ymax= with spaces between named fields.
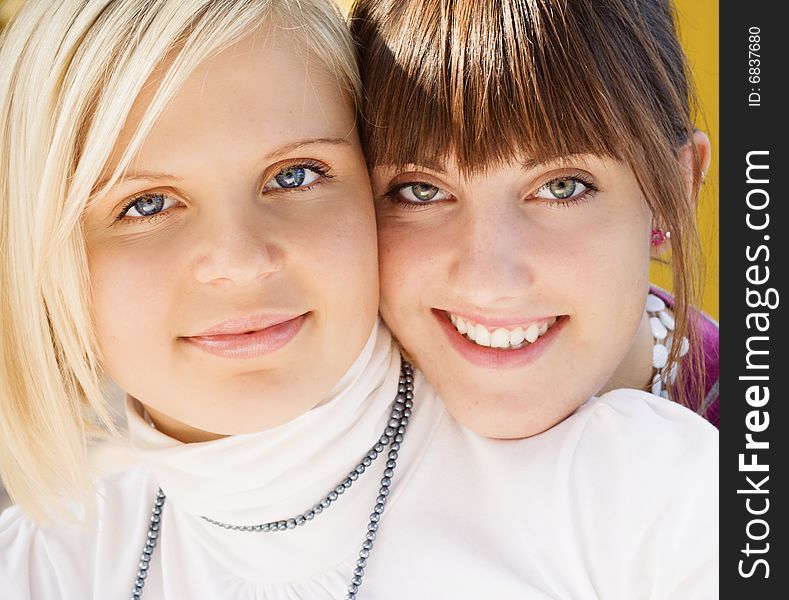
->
xmin=96 ymin=137 xmax=353 ymax=190
xmin=261 ymin=137 xmax=353 ymax=161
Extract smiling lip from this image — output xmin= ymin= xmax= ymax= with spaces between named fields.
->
xmin=433 ymin=309 xmax=566 ymax=369
xmin=184 ymin=313 xmax=308 ymax=359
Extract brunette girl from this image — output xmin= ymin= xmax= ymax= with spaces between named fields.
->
xmin=351 ymin=0 xmax=719 ymax=438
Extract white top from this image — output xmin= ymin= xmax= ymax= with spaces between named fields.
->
xmin=0 ymin=323 xmax=718 ymax=599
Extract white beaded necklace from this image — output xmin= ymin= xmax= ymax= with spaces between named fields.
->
xmin=645 ymin=292 xmax=689 ymax=399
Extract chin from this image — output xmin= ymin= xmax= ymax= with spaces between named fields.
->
xmin=449 ymin=404 xmax=558 ymax=439
xmin=439 ymin=381 xmax=583 ymax=440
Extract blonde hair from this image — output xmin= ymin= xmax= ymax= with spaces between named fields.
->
xmin=0 ymin=0 xmax=360 ymax=522
xmin=351 ymin=0 xmax=706 ymax=411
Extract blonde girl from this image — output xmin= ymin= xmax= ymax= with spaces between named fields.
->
xmin=1 ymin=0 xmax=400 ymax=597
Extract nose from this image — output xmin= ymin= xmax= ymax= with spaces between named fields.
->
xmin=446 ymin=200 xmax=534 ymax=306
xmin=192 ymin=200 xmax=283 ymax=286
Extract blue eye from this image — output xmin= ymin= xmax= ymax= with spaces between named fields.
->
xmin=120 ymin=193 xmax=176 ymax=219
xmin=276 ymin=167 xmax=306 ymax=188
xmin=266 ymin=165 xmax=323 ymax=190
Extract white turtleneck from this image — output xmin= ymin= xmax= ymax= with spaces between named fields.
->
xmin=0 ymin=322 xmax=718 ymax=599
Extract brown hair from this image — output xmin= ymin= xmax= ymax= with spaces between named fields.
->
xmin=350 ymin=0 xmax=706 ymax=410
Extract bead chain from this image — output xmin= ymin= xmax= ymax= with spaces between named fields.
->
xmin=131 ymin=360 xmax=414 ymax=600
xmin=645 ymin=293 xmax=689 ymax=400
xmin=131 ymin=488 xmax=165 ymax=599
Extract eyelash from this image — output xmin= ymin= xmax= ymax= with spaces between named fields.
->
xmin=115 ymin=160 xmax=333 ymax=223
xmin=116 ymin=193 xmax=173 ymax=223
xmin=536 ymin=173 xmax=599 ymax=208
xmin=383 ymin=172 xmax=600 ymax=211
xmin=265 ymin=159 xmax=333 ymax=193
xmin=383 ymin=181 xmax=447 ymax=211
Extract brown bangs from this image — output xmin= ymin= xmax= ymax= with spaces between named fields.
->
xmin=351 ymin=0 xmax=693 ymax=175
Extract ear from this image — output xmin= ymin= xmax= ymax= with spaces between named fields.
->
xmin=651 ymin=131 xmax=711 ymax=257
xmin=676 ymin=129 xmax=712 ymax=207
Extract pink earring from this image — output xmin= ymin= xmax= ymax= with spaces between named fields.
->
xmin=651 ymin=228 xmax=670 ymax=246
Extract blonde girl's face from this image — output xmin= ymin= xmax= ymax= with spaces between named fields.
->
xmin=371 ymin=156 xmax=653 ymax=438
xmin=84 ymin=30 xmax=379 ymax=442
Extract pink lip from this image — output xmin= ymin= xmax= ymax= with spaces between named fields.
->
xmin=432 ymin=309 xmax=567 ymax=369
xmin=184 ymin=313 xmax=308 ymax=359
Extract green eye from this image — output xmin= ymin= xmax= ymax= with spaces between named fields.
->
xmin=389 ymin=180 xmax=450 ymax=207
xmin=548 ymin=178 xmax=577 ymax=199
xmin=534 ymin=176 xmax=593 ymax=203
xmin=410 ymin=184 xmax=439 ymax=201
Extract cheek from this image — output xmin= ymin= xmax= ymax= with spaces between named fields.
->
xmin=564 ymin=224 xmax=651 ymax=339
xmin=578 ymin=235 xmax=650 ymax=286
xmin=376 ymin=222 xmax=434 ymax=321
xmin=88 ymin=241 xmax=175 ymax=364
xmin=595 ymin=216 xmax=652 ymax=289
xmin=305 ymin=197 xmax=379 ymax=312
xmin=558 ymin=203 xmax=651 ymax=285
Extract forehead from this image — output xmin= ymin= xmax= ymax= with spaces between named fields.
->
xmin=102 ymin=28 xmax=356 ymax=181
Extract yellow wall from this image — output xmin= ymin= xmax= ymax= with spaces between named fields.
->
xmin=3 ymin=0 xmax=718 ymax=319
xmin=656 ymin=0 xmax=719 ymax=320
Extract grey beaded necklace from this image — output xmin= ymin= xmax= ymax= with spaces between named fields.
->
xmin=131 ymin=360 xmax=414 ymax=600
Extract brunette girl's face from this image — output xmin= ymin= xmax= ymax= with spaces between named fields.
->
xmin=372 ymin=156 xmax=652 ymax=438
xmin=84 ymin=30 xmax=379 ymax=441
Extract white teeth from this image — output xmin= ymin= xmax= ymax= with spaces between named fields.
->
xmin=456 ymin=317 xmax=467 ymax=335
xmin=475 ymin=324 xmax=491 ymax=347
xmin=447 ymin=312 xmax=558 ymax=350
xmin=491 ymin=328 xmax=510 ymax=348
xmin=466 ymin=323 xmax=477 ymax=342
xmin=509 ymin=327 xmax=525 ymax=346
